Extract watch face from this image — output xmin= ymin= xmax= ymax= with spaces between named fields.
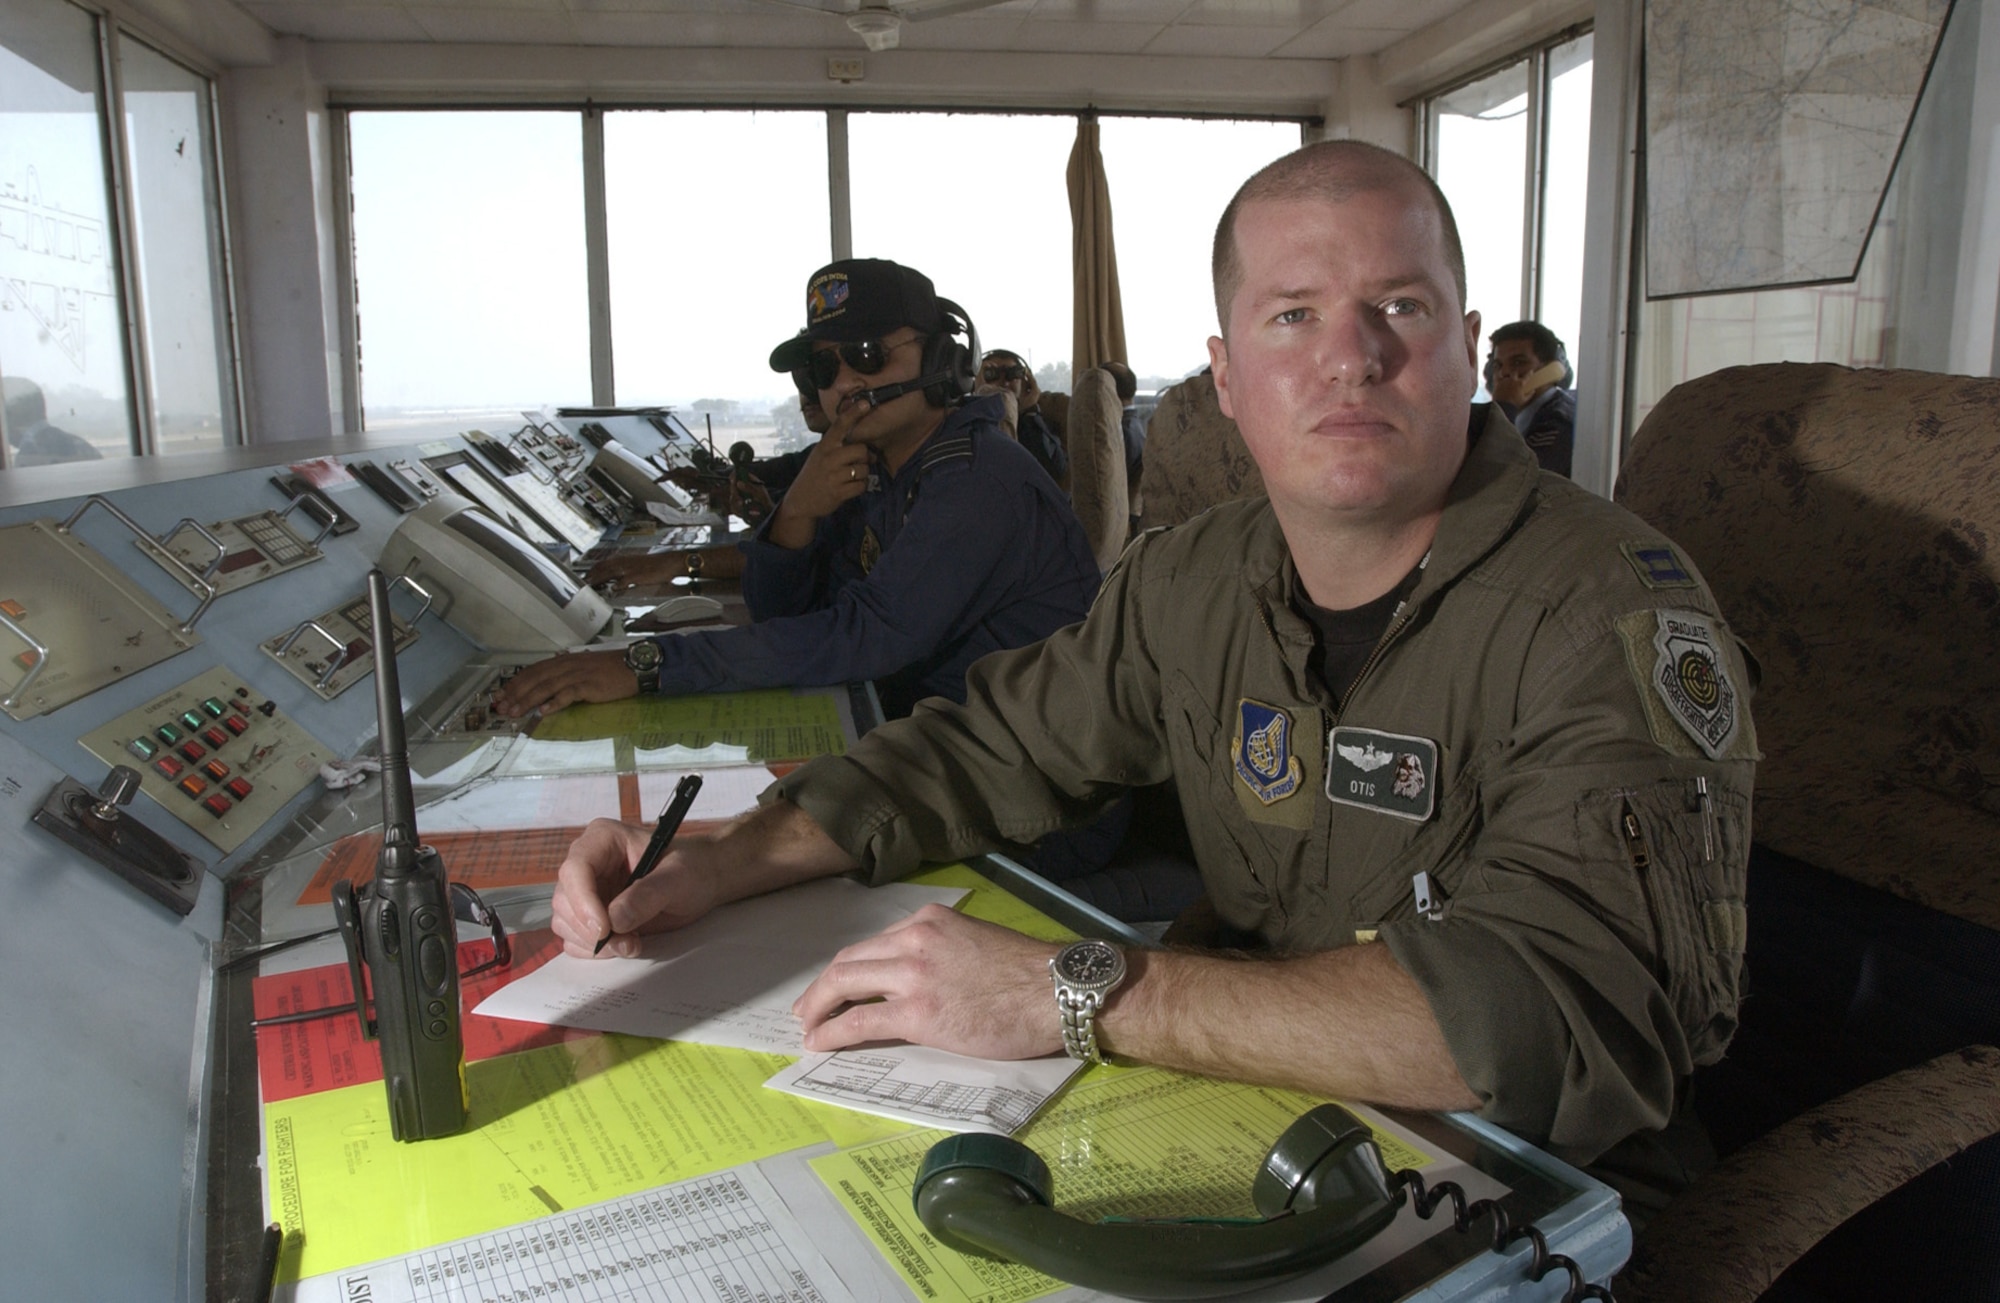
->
xmin=625 ymin=640 xmax=662 ymax=672
xmin=1055 ymin=940 xmax=1123 ymax=986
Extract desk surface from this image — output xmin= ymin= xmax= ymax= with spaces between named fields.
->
xmin=205 ymin=675 xmax=1628 ymax=1303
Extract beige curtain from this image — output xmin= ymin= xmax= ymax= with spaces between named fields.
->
xmin=1067 ymin=114 xmax=1127 ymax=376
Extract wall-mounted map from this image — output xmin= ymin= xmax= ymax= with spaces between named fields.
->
xmin=1645 ymin=0 xmax=1954 ymax=298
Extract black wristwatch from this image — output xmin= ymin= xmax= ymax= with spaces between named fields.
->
xmin=1050 ymin=939 xmax=1127 ymax=1063
xmin=623 ymin=638 xmax=663 ymax=693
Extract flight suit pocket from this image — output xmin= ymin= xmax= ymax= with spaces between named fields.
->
xmin=1160 ymin=671 xmax=1278 ymax=919
xmin=1580 ymin=778 xmax=1748 ymax=1066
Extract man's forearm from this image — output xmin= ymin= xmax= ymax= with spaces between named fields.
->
xmin=1101 ymin=942 xmax=1480 ymax=1112
xmin=702 ymin=798 xmax=860 ymax=905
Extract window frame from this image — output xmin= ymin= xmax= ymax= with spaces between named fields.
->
xmin=1416 ymin=22 xmax=1592 ymax=328
xmin=0 ymin=2 xmax=244 ymax=465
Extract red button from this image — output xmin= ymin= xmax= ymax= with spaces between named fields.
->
xmin=225 ymin=778 xmax=253 ymax=800
xmin=154 ymin=757 xmax=185 ymax=779
xmin=178 ymin=775 xmax=208 ymax=799
xmin=203 ymin=728 xmax=228 ymax=748
xmin=203 ymin=759 xmax=230 ymax=781
xmin=178 ymin=741 xmax=206 ymax=762
xmin=223 ymin=716 xmax=249 ymax=735
xmin=202 ymin=794 xmax=232 ymax=818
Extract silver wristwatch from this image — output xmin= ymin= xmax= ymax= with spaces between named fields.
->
xmin=1049 ymin=939 xmax=1126 ymax=1063
xmin=623 ymin=637 xmax=663 ymax=694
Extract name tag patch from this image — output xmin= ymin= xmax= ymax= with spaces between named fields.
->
xmin=1233 ymin=698 xmax=1302 ymax=805
xmin=1326 ymin=727 xmax=1437 ymax=822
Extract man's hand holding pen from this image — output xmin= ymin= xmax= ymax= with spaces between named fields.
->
xmin=551 ymin=775 xmax=706 ymax=958
xmin=550 ymin=793 xmax=865 ymax=960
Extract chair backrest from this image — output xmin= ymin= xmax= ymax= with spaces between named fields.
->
xmin=1134 ymin=372 xmax=1264 ymax=531
xmin=1065 ymin=367 xmax=1129 ymax=574
xmin=1615 ymin=362 xmax=2000 ymax=931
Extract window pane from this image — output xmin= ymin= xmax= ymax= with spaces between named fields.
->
xmin=1098 ymin=116 xmax=1300 ymax=391
xmin=1432 ymin=59 xmax=1530 ymax=390
xmin=1537 ymin=34 xmax=1592 ymax=380
xmin=0 ymin=0 xmax=135 ymax=464
xmin=850 ymin=113 xmax=1073 ymax=391
xmin=606 ymin=109 xmax=829 ymax=451
xmin=120 ymin=36 xmax=233 ymax=455
xmin=348 ymin=111 xmax=589 ymax=433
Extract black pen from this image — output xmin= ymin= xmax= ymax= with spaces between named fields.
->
xmin=594 ymin=773 xmax=704 ymax=954
xmin=254 ymin=1222 xmax=283 ymax=1303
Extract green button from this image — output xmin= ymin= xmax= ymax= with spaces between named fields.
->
xmin=127 ymin=737 xmax=159 ymax=760
xmin=156 ymin=723 xmax=182 ymax=745
xmin=202 ymin=697 xmax=226 ymax=717
xmin=180 ymin=710 xmax=204 ymax=731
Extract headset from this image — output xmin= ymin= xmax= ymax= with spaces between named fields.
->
xmin=911 ymin=1103 xmax=1399 ymax=1300
xmin=856 ymin=297 xmax=981 ymax=410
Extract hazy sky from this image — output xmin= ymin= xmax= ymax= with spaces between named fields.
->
xmin=346 ymin=97 xmax=1588 ymax=417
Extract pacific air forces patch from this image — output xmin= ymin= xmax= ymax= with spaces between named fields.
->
xmin=858 ymin=525 xmax=882 ymax=575
xmin=1233 ymin=699 xmax=1301 ymax=805
xmin=1618 ymin=608 xmax=1750 ymax=760
xmin=1326 ymin=727 xmax=1438 ymax=822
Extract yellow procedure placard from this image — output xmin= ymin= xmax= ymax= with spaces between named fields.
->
xmin=265 ymin=1034 xmax=904 ymax=1280
xmin=529 ymin=687 xmax=847 ymax=762
xmin=810 ymin=1069 xmax=1435 ymax=1303
xmin=263 ymin=862 xmax=1043 ymax=1280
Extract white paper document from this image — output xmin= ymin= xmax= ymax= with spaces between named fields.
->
xmin=766 ymin=1044 xmax=1082 ymax=1135
xmin=288 ymin=1165 xmax=857 ymax=1303
xmin=474 ymin=877 xmax=967 ymax=1054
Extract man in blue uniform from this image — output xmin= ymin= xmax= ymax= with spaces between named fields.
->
xmin=495 ymin=259 xmax=1101 ymax=722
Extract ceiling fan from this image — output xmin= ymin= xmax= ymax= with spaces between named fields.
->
xmin=752 ymin=0 xmax=1020 ymax=51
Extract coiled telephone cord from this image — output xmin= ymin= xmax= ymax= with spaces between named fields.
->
xmin=1391 ymin=1168 xmax=1616 ymax=1303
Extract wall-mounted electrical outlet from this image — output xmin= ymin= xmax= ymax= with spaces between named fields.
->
xmin=828 ymin=57 xmax=865 ymax=83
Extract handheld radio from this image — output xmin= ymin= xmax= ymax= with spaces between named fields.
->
xmin=332 ymin=569 xmax=469 ymax=1141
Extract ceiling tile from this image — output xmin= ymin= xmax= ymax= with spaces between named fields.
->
xmin=1143 ymin=23 xmax=1294 ymax=55
xmin=1269 ymin=19 xmax=1404 ymax=58
xmin=571 ymin=9 xmax=840 ymax=46
xmin=1325 ymin=0 xmax=1462 ymax=30
xmin=1171 ymin=0 xmax=1353 ymax=27
xmin=239 ymin=2 xmax=433 ymax=42
xmin=1026 ymin=0 xmax=1199 ymax=23
xmin=407 ymin=5 xmax=581 ymax=41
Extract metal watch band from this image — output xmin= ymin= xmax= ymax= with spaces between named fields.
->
xmin=1056 ymin=988 xmax=1107 ymax=1063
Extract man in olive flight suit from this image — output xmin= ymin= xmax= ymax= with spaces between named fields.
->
xmin=545 ymin=141 xmax=1757 ymax=1208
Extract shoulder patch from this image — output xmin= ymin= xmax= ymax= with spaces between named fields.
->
xmin=1617 ymin=609 xmax=1749 ymax=760
xmin=1621 ymin=540 xmax=1696 ymax=589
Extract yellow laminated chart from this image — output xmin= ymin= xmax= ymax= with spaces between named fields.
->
xmin=810 ymin=1070 xmax=1438 ymax=1303
xmin=266 ymin=1034 xmax=901 ymax=1279
xmin=529 ymin=687 xmax=848 ymax=762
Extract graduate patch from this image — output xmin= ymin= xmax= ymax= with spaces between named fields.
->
xmin=858 ymin=525 xmax=882 ymax=575
xmin=1326 ymin=727 xmax=1437 ymax=822
xmin=1233 ymin=699 xmax=1302 ymax=805
xmin=1621 ymin=540 xmax=1696 ymax=589
xmin=1643 ymin=609 xmax=1739 ymax=759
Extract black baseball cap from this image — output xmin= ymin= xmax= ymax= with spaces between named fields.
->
xmin=768 ymin=259 xmax=946 ymax=372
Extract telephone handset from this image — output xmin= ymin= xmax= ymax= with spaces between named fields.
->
xmin=1521 ymin=359 xmax=1568 ymax=394
xmin=915 ymin=1105 xmax=1393 ymax=1300
xmin=913 ymin=1103 xmax=1615 ymax=1302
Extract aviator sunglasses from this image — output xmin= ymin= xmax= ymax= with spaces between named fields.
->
xmin=806 ymin=336 xmax=908 ymax=391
